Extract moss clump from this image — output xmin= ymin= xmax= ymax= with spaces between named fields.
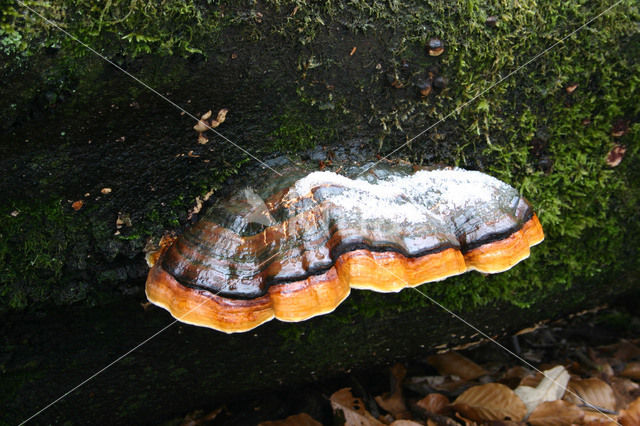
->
xmin=1 ymin=0 xmax=638 ymax=315
xmin=1 ymin=0 xmax=224 ymax=61
xmin=261 ymin=0 xmax=640 ymax=314
xmin=0 ymin=155 xmax=244 ymax=311
xmin=0 ymin=199 xmax=87 ymax=309
xmin=268 ymin=106 xmax=335 ymax=152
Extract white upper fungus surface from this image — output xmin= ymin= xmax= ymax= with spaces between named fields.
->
xmin=291 ymin=169 xmax=516 ymax=225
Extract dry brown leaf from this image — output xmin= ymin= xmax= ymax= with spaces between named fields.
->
xmin=452 ymin=383 xmax=527 ymax=421
xmin=180 ymin=407 xmax=222 ymax=426
xmin=581 ymin=410 xmax=620 ymax=425
xmin=197 ymin=133 xmax=208 ymax=144
xmin=514 ymin=365 xmax=570 ymax=416
xmin=610 ymin=376 xmax=640 ymax=410
xmin=500 ymin=366 xmax=533 ymax=389
xmin=527 ymin=400 xmax=584 ymax=425
xmin=612 ymin=341 xmax=640 ymax=361
xmin=258 ymin=413 xmax=321 ymax=426
xmin=71 ymin=200 xmax=84 ymax=211
xmin=416 ymin=393 xmax=449 ymax=415
xmin=606 ymin=144 xmax=626 ymax=167
xmin=621 ymin=362 xmax=640 ymax=380
xmin=389 ymin=421 xmax=422 ymax=426
xmin=427 ymin=351 xmax=487 ymax=381
xmin=331 ymin=388 xmax=385 ymax=426
xmin=564 ymin=378 xmax=617 ymax=412
xmin=565 ymin=83 xmax=579 ymax=94
xmin=375 ymin=364 xmax=410 ymax=419
xmin=619 ymin=396 xmax=640 ymax=426
xmin=193 ymin=120 xmax=209 ymax=132
xmin=454 ymin=411 xmax=478 ymax=426
xmin=611 ymin=119 xmax=630 ymax=137
xmin=405 ymin=375 xmax=470 ymax=395
xmin=200 ymin=110 xmax=212 ymax=120
xmin=518 ymin=374 xmax=542 ymax=388
xmin=502 ymin=366 xmax=532 ymax=381
xmin=216 ymin=108 xmax=228 ymax=123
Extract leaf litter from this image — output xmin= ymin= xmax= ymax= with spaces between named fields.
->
xmin=169 ymin=306 xmax=640 ymax=425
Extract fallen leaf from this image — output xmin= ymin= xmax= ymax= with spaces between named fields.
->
xmin=193 ymin=120 xmax=209 ymax=132
xmin=500 ymin=366 xmax=533 ymax=388
xmin=610 ymin=376 xmax=640 ymax=409
xmin=527 ymin=400 xmax=584 ymax=425
xmin=454 ymin=411 xmax=477 ymax=426
xmin=611 ymin=119 xmax=629 ymax=137
xmin=116 ymin=212 xmax=132 ymax=229
xmin=502 ymin=366 xmax=532 ymax=381
xmin=390 ymin=78 xmax=404 ymax=88
xmin=389 ymin=421 xmax=422 ymax=426
xmin=200 ymin=110 xmax=212 ymax=120
xmin=564 ymin=378 xmax=616 ymax=412
xmin=216 ymin=108 xmax=228 ymax=123
xmin=416 ymin=393 xmax=449 ymax=415
xmin=514 ymin=365 xmax=570 ymax=416
xmin=375 ymin=363 xmax=410 ymax=419
xmin=197 ymin=133 xmax=208 ymax=144
xmin=621 ymin=362 xmax=640 ymax=380
xmin=565 ymin=83 xmax=578 ymax=94
xmin=258 ymin=413 xmax=321 ymax=426
xmin=350 ymin=46 xmax=357 ymax=56
xmin=606 ymin=145 xmax=626 ymax=167
xmin=612 ymin=341 xmax=640 ymax=362
xmin=452 ymin=383 xmax=527 ymax=421
xmin=101 ymin=187 xmax=112 ymax=194
xmin=330 ymin=388 xmax=385 ymax=426
xmin=405 ymin=375 xmax=470 ymax=395
xmin=581 ymin=410 xmax=619 ymax=425
xmin=619 ymin=396 xmax=640 ymax=426
xmin=519 ymin=373 xmax=543 ymax=388
xmin=180 ymin=407 xmax=222 ymax=425
xmin=427 ymin=351 xmax=487 ymax=381
xmin=71 ymin=200 xmax=84 ymax=211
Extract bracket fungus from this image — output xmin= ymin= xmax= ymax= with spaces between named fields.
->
xmin=146 ymin=165 xmax=544 ymax=333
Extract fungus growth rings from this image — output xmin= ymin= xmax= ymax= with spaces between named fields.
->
xmin=146 ymin=164 xmax=544 ymax=333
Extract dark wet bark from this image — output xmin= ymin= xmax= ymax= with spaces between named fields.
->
xmin=2 ymin=275 xmax=637 ymax=424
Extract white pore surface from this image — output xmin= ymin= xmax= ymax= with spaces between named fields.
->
xmin=291 ymin=169 xmax=516 ymax=225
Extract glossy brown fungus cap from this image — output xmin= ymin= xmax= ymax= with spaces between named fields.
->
xmin=146 ymin=165 xmax=544 ymax=333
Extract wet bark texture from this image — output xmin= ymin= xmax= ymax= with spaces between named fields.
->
xmin=3 ymin=276 xmax=637 ymax=425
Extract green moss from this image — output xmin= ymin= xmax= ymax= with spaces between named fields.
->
xmin=0 ymin=160 xmax=244 ymax=311
xmin=0 ymin=199 xmax=75 ymax=309
xmin=1 ymin=0 xmax=225 ymax=62
xmin=268 ymin=107 xmax=335 ymax=152
xmin=2 ymin=0 xmax=639 ymax=316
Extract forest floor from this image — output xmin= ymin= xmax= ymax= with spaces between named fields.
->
xmin=166 ymin=298 xmax=640 ymax=426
